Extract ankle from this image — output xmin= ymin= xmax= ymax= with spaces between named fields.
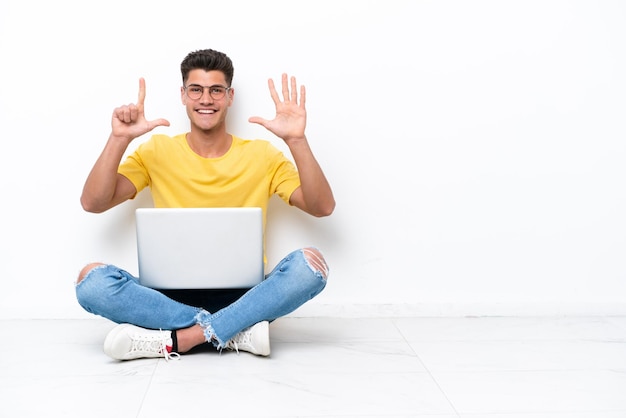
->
xmin=175 ymin=324 xmax=206 ymax=352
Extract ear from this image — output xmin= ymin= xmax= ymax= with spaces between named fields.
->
xmin=227 ymin=88 xmax=235 ymax=106
xmin=181 ymin=86 xmax=187 ymax=105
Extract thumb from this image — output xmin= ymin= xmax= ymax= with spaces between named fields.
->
xmin=147 ymin=118 xmax=171 ymax=130
xmin=248 ymin=116 xmax=268 ymax=128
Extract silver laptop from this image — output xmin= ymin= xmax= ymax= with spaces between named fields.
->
xmin=135 ymin=207 xmax=264 ymax=289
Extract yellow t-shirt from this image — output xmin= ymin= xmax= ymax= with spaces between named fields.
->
xmin=118 ymin=134 xmax=301 ymax=232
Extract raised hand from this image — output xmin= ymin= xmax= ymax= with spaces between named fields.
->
xmin=248 ymin=73 xmax=306 ymax=143
xmin=111 ymin=78 xmax=170 ymax=143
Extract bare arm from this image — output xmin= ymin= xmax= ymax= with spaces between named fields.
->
xmin=80 ymin=78 xmax=170 ymax=213
xmin=249 ymin=74 xmax=335 ymax=217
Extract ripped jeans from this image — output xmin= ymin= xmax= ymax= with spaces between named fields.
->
xmin=75 ymin=248 xmax=328 ymax=348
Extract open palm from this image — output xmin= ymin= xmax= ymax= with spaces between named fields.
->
xmin=249 ymin=74 xmax=307 ymax=143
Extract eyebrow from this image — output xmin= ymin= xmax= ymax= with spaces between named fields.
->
xmin=186 ymin=83 xmax=229 ymax=88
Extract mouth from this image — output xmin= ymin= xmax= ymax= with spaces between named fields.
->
xmin=196 ymin=109 xmax=216 ymax=115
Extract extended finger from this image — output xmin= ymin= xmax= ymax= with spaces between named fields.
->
xmin=248 ymin=115 xmax=269 ymax=128
xmin=299 ymin=84 xmax=306 ymax=109
xmin=281 ymin=73 xmax=290 ymax=102
xmin=290 ymin=76 xmax=298 ymax=104
xmin=147 ymin=118 xmax=171 ymax=130
xmin=137 ymin=77 xmax=146 ymax=109
xmin=267 ymin=78 xmax=280 ymax=105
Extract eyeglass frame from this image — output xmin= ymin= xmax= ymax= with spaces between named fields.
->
xmin=183 ymin=84 xmax=232 ymax=100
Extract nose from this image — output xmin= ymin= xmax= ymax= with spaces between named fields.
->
xmin=199 ymin=87 xmax=214 ymax=103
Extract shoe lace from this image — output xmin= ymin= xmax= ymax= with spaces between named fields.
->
xmin=129 ymin=329 xmax=180 ymax=362
xmin=226 ymin=328 xmax=253 ymax=354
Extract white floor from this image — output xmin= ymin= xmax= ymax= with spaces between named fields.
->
xmin=2 ymin=316 xmax=626 ymax=417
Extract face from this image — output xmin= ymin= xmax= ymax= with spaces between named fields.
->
xmin=181 ymin=69 xmax=234 ymax=132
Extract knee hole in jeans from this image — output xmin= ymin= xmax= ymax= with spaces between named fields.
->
xmin=302 ymin=247 xmax=329 ymax=280
xmin=77 ymin=262 xmax=106 ymax=284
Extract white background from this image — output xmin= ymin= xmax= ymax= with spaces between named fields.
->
xmin=1 ymin=0 xmax=625 ymax=318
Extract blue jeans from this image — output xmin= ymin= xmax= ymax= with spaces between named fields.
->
xmin=75 ymin=248 xmax=328 ymax=348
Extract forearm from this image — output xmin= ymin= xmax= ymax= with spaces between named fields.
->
xmin=80 ymin=135 xmax=131 ymax=213
xmin=287 ymin=137 xmax=335 ymax=217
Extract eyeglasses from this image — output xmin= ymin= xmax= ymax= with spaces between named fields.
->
xmin=184 ymin=84 xmax=231 ymax=100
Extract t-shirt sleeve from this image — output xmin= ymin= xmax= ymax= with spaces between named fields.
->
xmin=118 ymin=143 xmax=151 ymax=197
xmin=266 ymin=143 xmax=301 ymax=205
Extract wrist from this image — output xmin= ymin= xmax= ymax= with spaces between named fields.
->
xmin=283 ymin=135 xmax=307 ymax=145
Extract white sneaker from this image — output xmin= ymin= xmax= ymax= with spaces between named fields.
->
xmin=103 ymin=324 xmax=180 ymax=361
xmin=225 ymin=321 xmax=270 ymax=356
